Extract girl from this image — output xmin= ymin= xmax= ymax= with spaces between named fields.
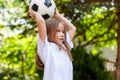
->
xmin=29 ymin=8 xmax=76 ymax=80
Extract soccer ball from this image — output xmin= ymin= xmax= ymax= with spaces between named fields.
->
xmin=29 ymin=0 xmax=56 ymax=20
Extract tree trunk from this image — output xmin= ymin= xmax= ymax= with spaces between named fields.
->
xmin=115 ymin=0 xmax=120 ymax=80
xmin=22 ymin=53 xmax=25 ymax=80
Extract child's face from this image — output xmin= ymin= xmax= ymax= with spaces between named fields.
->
xmin=54 ymin=23 xmax=65 ymax=45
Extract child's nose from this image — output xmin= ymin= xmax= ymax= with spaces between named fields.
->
xmin=61 ymin=33 xmax=64 ymax=37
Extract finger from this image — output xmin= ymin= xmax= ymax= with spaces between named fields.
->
xmin=29 ymin=9 xmax=35 ymax=19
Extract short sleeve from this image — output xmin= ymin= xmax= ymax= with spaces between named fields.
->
xmin=37 ymin=34 xmax=49 ymax=63
xmin=37 ymin=34 xmax=48 ymax=47
xmin=66 ymin=32 xmax=74 ymax=49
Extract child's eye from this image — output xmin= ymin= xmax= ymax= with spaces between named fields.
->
xmin=62 ymin=31 xmax=65 ymax=33
xmin=57 ymin=30 xmax=60 ymax=32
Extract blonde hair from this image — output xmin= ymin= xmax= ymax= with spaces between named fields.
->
xmin=46 ymin=18 xmax=73 ymax=61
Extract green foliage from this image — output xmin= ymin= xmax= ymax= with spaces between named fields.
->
xmin=56 ymin=1 xmax=117 ymax=52
xmin=0 ymin=34 xmax=40 ymax=80
xmin=0 ymin=0 xmax=117 ymax=80
xmin=72 ymin=47 xmax=114 ymax=80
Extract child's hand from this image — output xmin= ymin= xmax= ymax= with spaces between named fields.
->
xmin=29 ymin=8 xmax=45 ymax=23
xmin=29 ymin=8 xmax=35 ymax=19
xmin=53 ymin=8 xmax=61 ymax=18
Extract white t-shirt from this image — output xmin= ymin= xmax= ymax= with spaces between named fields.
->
xmin=37 ymin=32 xmax=73 ymax=80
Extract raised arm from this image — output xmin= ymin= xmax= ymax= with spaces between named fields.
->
xmin=54 ymin=9 xmax=76 ymax=41
xmin=29 ymin=9 xmax=47 ymax=43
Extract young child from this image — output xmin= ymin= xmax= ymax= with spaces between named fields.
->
xmin=29 ymin=8 xmax=76 ymax=80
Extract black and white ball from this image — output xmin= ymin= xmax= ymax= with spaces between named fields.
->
xmin=29 ymin=0 xmax=56 ymax=20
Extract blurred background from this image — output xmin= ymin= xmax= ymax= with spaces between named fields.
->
xmin=0 ymin=0 xmax=119 ymax=80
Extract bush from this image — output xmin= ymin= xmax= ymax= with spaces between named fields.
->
xmin=72 ymin=47 xmax=114 ymax=80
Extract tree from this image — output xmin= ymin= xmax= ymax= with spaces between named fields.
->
xmin=115 ymin=0 xmax=120 ymax=80
xmin=70 ymin=0 xmax=120 ymax=80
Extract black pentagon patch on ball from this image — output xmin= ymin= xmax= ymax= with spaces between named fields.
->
xmin=44 ymin=0 xmax=52 ymax=7
xmin=42 ymin=14 xmax=50 ymax=20
xmin=32 ymin=3 xmax=38 ymax=12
